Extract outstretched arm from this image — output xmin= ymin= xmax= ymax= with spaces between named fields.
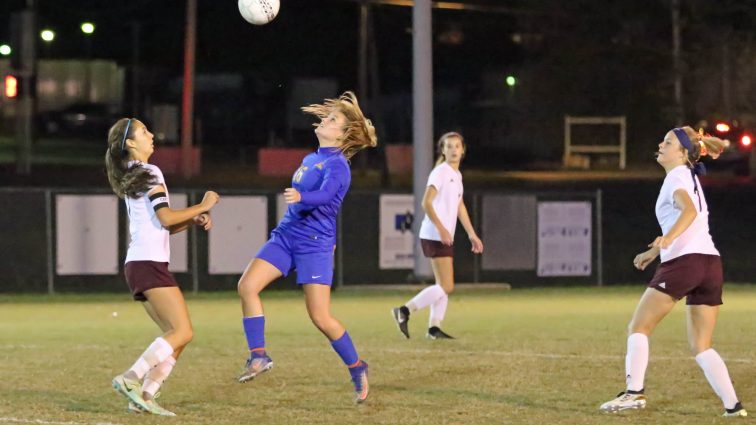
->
xmin=151 ymin=185 xmax=219 ymax=229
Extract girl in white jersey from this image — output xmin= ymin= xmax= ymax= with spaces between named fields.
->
xmin=392 ymin=132 xmax=483 ymax=339
xmin=105 ymin=118 xmax=220 ymax=416
xmin=599 ymin=126 xmax=747 ymax=417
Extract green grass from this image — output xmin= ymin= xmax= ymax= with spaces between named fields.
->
xmin=1 ymin=285 xmax=755 ymax=424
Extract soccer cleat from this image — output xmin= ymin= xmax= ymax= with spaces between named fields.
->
xmin=142 ymin=398 xmax=177 ymax=416
xmin=350 ymin=361 xmax=369 ymax=404
xmin=112 ymin=374 xmax=150 ymax=412
xmin=128 ymin=393 xmax=176 ymax=416
xmin=426 ymin=326 xmax=454 ymax=340
xmin=599 ymin=391 xmax=647 ymax=413
xmin=127 ymin=401 xmax=145 ymax=414
xmin=723 ymin=402 xmax=748 ymax=417
xmin=238 ymin=352 xmax=274 ymax=383
xmin=391 ymin=306 xmax=410 ymax=339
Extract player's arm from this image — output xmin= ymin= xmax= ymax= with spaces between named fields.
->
xmin=150 ymin=185 xmax=219 ymax=228
xmin=649 ymin=189 xmax=697 ymax=249
xmin=422 ymin=185 xmax=453 ymax=246
xmin=457 ymin=200 xmax=483 ymax=253
xmin=168 ymin=213 xmax=212 ymax=235
xmin=284 ymin=161 xmax=347 ymax=205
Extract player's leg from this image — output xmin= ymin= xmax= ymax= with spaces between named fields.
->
xmin=600 ymin=288 xmax=676 ymax=413
xmin=237 ymin=257 xmax=283 ymax=383
xmin=688 ymin=305 xmax=746 ymax=416
xmin=428 ymin=257 xmax=454 ymax=339
xmin=304 ymin=283 xmax=369 ymax=403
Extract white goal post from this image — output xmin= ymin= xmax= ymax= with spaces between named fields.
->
xmin=563 ymin=116 xmax=627 ymax=170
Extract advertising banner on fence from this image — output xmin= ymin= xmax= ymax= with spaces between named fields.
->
xmin=537 ymin=201 xmax=592 ymax=277
xmin=379 ymin=194 xmax=415 ymax=269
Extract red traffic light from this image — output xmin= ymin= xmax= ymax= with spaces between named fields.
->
xmin=4 ymin=75 xmax=18 ymax=98
xmin=741 ymin=134 xmax=752 ymax=147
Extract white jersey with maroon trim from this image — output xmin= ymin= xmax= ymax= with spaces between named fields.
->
xmin=655 ymin=165 xmax=719 ymax=262
xmin=124 ymin=162 xmax=171 ymax=263
xmin=419 ymin=162 xmax=464 ymax=241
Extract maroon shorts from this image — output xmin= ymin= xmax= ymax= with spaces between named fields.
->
xmin=124 ymin=261 xmax=178 ymax=302
xmin=421 ymin=239 xmax=454 ymax=258
xmin=648 ymin=254 xmax=723 ymax=306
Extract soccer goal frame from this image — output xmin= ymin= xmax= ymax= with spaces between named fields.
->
xmin=563 ymin=115 xmax=627 ymax=170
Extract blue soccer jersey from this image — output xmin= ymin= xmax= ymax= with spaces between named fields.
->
xmin=275 ymin=147 xmax=351 ymax=252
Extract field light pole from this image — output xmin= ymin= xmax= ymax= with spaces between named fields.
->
xmin=412 ymin=0 xmax=433 ymax=280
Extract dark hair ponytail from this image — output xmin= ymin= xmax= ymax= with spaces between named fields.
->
xmin=104 ymin=118 xmax=156 ymax=198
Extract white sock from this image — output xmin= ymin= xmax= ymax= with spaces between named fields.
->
xmin=695 ymin=348 xmax=739 ymax=409
xmin=143 ymin=356 xmax=177 ymax=399
xmin=625 ymin=333 xmax=648 ymax=392
xmin=429 ymin=293 xmax=448 ymax=328
xmin=127 ymin=337 xmax=174 ymax=380
xmin=406 ymin=285 xmax=446 ymax=312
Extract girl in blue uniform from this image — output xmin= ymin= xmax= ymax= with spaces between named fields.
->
xmin=236 ymin=92 xmax=377 ymax=403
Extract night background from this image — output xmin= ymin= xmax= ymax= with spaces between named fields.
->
xmin=3 ymin=0 xmax=756 ymax=172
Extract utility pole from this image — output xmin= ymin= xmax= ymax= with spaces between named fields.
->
xmin=12 ymin=0 xmax=37 ymax=175
xmin=412 ymin=0 xmax=433 ymax=280
xmin=180 ymin=0 xmax=197 ymax=179
xmin=131 ymin=21 xmax=141 ymax=116
xmin=671 ymin=0 xmax=684 ymax=126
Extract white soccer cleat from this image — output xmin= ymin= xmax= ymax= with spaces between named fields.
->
xmin=599 ymin=391 xmax=647 ymax=413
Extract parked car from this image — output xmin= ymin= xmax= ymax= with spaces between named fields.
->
xmin=695 ymin=119 xmax=753 ymax=176
xmin=37 ymin=103 xmax=119 ymax=138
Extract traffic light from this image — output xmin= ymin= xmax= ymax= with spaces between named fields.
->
xmin=5 ymin=74 xmax=18 ymax=98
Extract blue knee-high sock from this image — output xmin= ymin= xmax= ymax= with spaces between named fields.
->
xmin=330 ymin=331 xmax=360 ymax=367
xmin=242 ymin=316 xmax=265 ymax=352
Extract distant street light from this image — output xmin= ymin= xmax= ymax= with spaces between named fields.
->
xmin=81 ymin=22 xmax=95 ymax=35
xmin=40 ymin=29 xmax=55 ymax=42
xmin=0 ymin=44 xmax=11 ymax=56
xmin=506 ymin=75 xmax=517 ymax=87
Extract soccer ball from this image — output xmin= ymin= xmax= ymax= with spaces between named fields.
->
xmin=238 ymin=0 xmax=280 ymax=25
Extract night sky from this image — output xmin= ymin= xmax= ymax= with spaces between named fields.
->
xmin=4 ymin=1 xmax=756 ymax=163
xmin=1 ymin=0 xmax=518 ymax=91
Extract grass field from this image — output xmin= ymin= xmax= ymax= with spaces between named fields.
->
xmin=1 ymin=285 xmax=754 ymax=425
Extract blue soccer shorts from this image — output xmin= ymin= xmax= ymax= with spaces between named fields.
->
xmin=255 ymin=230 xmax=334 ymax=285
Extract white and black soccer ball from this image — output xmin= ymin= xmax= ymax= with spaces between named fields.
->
xmin=238 ymin=0 xmax=280 ymax=25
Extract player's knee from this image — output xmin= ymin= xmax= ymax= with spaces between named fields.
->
xmin=237 ymin=279 xmax=260 ymax=299
xmin=309 ymin=313 xmax=333 ymax=332
xmin=171 ymin=324 xmax=194 ymax=348
xmin=441 ymin=284 xmax=454 ymax=295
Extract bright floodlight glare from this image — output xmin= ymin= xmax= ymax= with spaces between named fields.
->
xmin=0 ymin=45 xmax=11 ymax=56
xmin=506 ymin=75 xmax=516 ymax=87
xmin=40 ymin=30 xmax=55 ymax=42
xmin=81 ymin=22 xmax=95 ymax=34
xmin=715 ymin=122 xmax=730 ymax=133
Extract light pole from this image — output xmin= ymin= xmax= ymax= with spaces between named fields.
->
xmin=81 ymin=22 xmax=95 ymax=102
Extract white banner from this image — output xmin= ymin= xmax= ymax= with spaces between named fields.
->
xmin=537 ymin=202 xmax=592 ymax=276
xmin=56 ymin=195 xmax=119 ymax=275
xmin=379 ymin=194 xmax=415 ymax=269
xmin=208 ymin=196 xmax=268 ymax=274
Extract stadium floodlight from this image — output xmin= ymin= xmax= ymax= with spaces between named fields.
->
xmin=40 ymin=29 xmax=55 ymax=42
xmin=81 ymin=22 xmax=95 ymax=35
xmin=0 ymin=44 xmax=11 ymax=56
